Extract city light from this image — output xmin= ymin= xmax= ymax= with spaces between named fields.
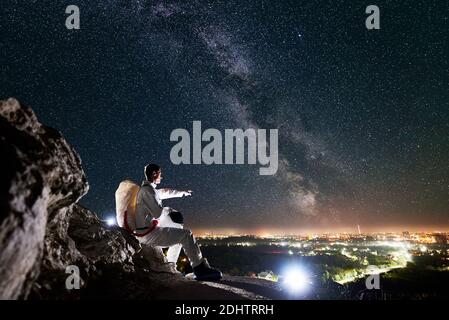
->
xmin=280 ymin=266 xmax=311 ymax=293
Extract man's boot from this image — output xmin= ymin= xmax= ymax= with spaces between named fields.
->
xmin=193 ymin=259 xmax=222 ymax=281
xmin=165 ymin=262 xmax=183 ymax=275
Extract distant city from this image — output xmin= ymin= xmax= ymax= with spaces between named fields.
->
xmin=177 ymin=230 xmax=449 ymax=298
xmin=197 ymin=231 xmax=449 ymax=244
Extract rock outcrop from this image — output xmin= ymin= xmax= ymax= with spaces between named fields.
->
xmin=0 ymin=98 xmax=275 ymax=300
xmin=0 ymin=97 xmax=89 ymax=299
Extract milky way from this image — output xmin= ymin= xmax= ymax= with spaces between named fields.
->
xmin=1 ymin=0 xmax=448 ymax=233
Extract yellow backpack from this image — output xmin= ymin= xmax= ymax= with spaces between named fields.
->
xmin=115 ymin=180 xmax=140 ymax=231
xmin=115 ymin=180 xmax=159 ymax=237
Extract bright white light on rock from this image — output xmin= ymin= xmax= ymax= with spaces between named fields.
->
xmin=106 ymin=217 xmax=116 ymax=226
xmin=281 ymin=266 xmax=310 ymax=293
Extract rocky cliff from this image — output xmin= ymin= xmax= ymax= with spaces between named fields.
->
xmin=0 ymin=97 xmax=89 ymax=299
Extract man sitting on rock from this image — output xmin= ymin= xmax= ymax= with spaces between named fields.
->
xmin=135 ymin=163 xmax=222 ymax=281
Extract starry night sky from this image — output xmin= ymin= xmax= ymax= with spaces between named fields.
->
xmin=2 ymin=0 xmax=449 ymax=234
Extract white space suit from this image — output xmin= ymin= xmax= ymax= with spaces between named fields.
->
xmin=135 ymin=181 xmax=203 ymax=267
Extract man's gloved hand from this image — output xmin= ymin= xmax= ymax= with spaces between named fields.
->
xmin=169 ymin=211 xmax=184 ymax=224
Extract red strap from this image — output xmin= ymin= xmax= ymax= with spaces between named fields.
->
xmin=123 ymin=210 xmax=158 ymax=237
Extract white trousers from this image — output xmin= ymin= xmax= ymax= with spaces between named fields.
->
xmin=139 ymin=210 xmax=203 ymax=267
xmin=157 ymin=211 xmax=183 ymax=263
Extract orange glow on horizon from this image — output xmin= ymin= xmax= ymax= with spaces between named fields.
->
xmin=192 ymin=225 xmax=449 ymax=237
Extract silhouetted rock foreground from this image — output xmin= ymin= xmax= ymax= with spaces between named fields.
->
xmin=0 ymin=98 xmax=346 ymax=300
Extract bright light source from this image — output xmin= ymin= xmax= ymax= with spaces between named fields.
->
xmin=281 ymin=266 xmax=310 ymax=293
xmin=106 ymin=217 xmax=116 ymax=226
xmin=405 ymin=252 xmax=413 ymax=261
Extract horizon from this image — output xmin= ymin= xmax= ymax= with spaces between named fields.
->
xmin=194 ymin=227 xmax=449 ymax=237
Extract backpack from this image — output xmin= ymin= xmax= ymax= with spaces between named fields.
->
xmin=115 ymin=180 xmax=158 ymax=237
